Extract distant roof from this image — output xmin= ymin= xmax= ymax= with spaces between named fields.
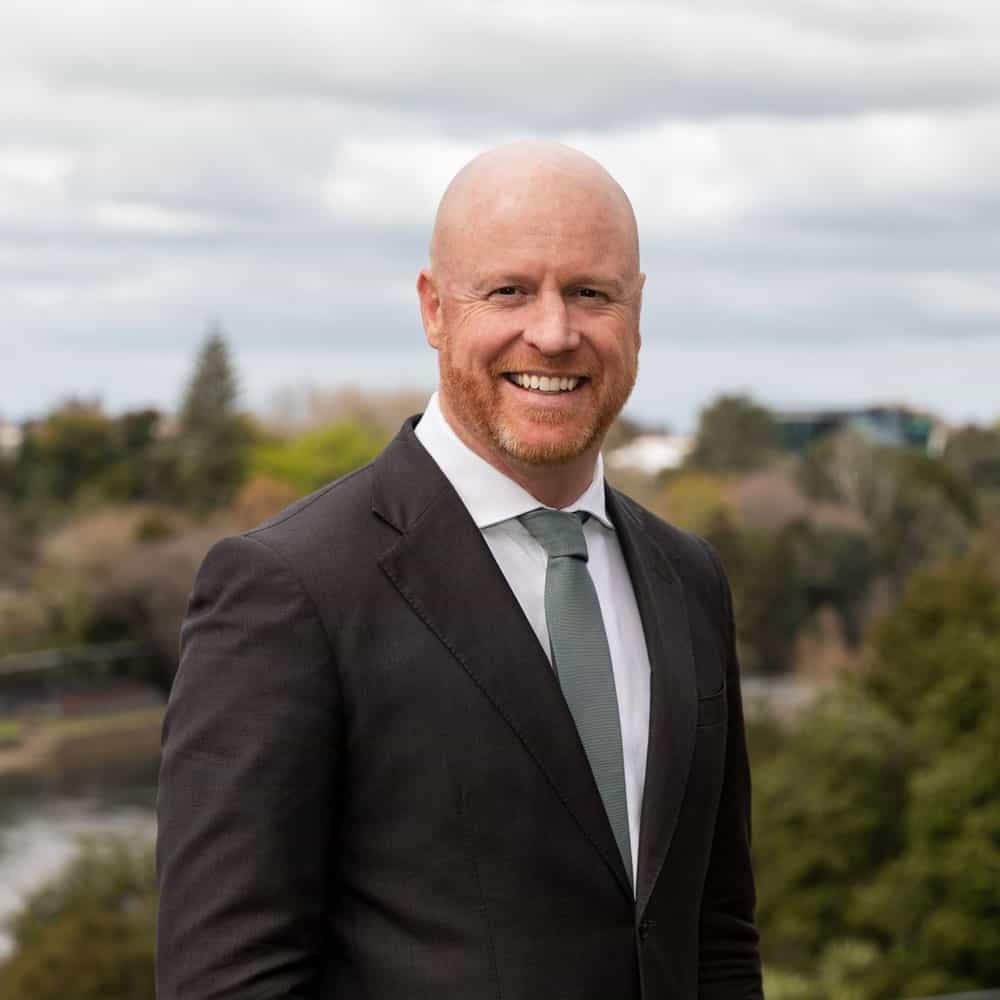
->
xmin=607 ymin=433 xmax=694 ymax=475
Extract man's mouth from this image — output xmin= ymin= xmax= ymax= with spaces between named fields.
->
xmin=504 ymin=372 xmax=585 ymax=394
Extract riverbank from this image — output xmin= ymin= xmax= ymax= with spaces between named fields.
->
xmin=0 ymin=706 xmax=163 ymax=776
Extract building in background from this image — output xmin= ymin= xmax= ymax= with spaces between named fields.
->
xmin=774 ymin=405 xmax=948 ymax=454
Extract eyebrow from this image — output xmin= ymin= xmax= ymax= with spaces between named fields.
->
xmin=474 ymin=273 xmax=626 ymax=296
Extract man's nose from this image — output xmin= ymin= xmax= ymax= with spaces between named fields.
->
xmin=522 ymin=292 xmax=580 ymax=355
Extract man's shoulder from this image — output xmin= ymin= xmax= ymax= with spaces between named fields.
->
xmin=251 ymin=457 xmax=376 ymax=541
xmin=228 ymin=452 xmax=388 ymax=583
xmin=232 ymin=416 xmax=445 ymax=575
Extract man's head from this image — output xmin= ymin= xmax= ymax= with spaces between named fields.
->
xmin=417 ymin=141 xmax=644 ymax=498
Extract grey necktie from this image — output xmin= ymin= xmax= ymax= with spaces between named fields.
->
xmin=518 ymin=508 xmax=632 ymax=887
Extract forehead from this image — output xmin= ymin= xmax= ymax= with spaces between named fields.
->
xmin=452 ymin=185 xmax=636 ymax=282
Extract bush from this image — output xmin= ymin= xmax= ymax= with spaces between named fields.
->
xmin=251 ymin=420 xmax=385 ymax=496
xmin=0 ymin=836 xmax=156 ymax=1000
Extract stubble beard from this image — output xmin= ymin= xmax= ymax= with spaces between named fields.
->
xmin=438 ymin=344 xmax=638 ymax=467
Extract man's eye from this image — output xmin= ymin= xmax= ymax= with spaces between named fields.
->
xmin=576 ymin=287 xmax=603 ymax=299
xmin=492 ymin=286 xmax=520 ymax=296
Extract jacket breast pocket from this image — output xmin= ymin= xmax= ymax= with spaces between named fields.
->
xmin=696 ymin=685 xmax=726 ymax=728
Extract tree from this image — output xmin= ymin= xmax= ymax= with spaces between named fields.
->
xmin=250 ymin=420 xmax=386 ymax=497
xmin=753 ymin=541 xmax=1000 ymax=997
xmin=651 ymin=470 xmax=734 ymax=536
xmin=944 ymin=423 xmax=1000 ymax=490
xmin=798 ymin=429 xmax=977 ymax=594
xmin=9 ymin=400 xmax=118 ymax=514
xmin=0 ymin=837 xmax=155 ymax=1000
xmin=753 ymin=692 xmax=909 ymax=968
xmin=686 ymin=394 xmax=778 ymax=473
xmin=169 ymin=326 xmax=254 ymax=512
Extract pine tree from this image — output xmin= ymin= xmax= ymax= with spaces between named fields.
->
xmin=173 ymin=325 xmax=252 ymax=512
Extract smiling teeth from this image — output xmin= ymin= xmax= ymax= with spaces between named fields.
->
xmin=510 ymin=373 xmax=580 ymax=392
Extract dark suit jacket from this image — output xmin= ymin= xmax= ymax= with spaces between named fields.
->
xmin=156 ymin=417 xmax=762 ymax=999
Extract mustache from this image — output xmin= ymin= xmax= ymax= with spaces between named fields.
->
xmin=489 ymin=356 xmax=597 ymax=380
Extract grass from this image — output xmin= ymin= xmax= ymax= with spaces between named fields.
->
xmin=44 ymin=706 xmax=164 ymax=741
xmin=0 ymin=718 xmax=25 ymax=747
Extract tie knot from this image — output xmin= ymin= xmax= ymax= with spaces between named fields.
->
xmin=518 ymin=508 xmax=589 ymax=561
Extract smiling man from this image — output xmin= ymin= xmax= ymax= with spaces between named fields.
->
xmin=157 ymin=142 xmax=763 ymax=999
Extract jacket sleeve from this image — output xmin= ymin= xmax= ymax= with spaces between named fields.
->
xmin=156 ymin=533 xmax=340 ymax=1000
xmin=697 ymin=538 xmax=764 ymax=999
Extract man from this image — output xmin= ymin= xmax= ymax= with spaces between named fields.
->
xmin=157 ymin=141 xmax=763 ymax=999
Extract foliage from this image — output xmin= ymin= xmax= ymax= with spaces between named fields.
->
xmin=754 ymin=544 xmax=1000 ymax=997
xmin=165 ymin=327 xmax=255 ymax=512
xmin=1 ymin=504 xmax=226 ymax=683
xmin=702 ymin=517 xmax=875 ymax=674
xmin=944 ymin=423 xmax=1000 ymax=489
xmin=7 ymin=401 xmax=117 ymax=516
xmin=754 ymin=692 xmax=909 ymax=967
xmin=862 ymin=549 xmax=1000 ymax=731
xmin=0 ymin=497 xmax=34 ymax=587
xmin=797 ymin=430 xmax=977 ymax=593
xmin=652 ymin=470 xmax=734 ymax=536
xmin=1 ymin=402 xmax=170 ymax=526
xmin=0 ymin=836 xmax=156 ymax=1000
xmin=727 ymin=527 xmax=810 ymax=675
xmin=230 ymin=474 xmax=299 ymax=530
xmin=251 ymin=420 xmax=385 ymax=496
xmin=686 ymin=394 xmax=778 ymax=473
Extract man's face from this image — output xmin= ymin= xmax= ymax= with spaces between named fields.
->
xmin=420 ymin=178 xmax=643 ymax=473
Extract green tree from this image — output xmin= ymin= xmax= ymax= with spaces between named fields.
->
xmin=711 ymin=524 xmax=812 ymax=675
xmin=0 ymin=837 xmax=155 ymax=1000
xmin=169 ymin=326 xmax=254 ymax=512
xmin=10 ymin=400 xmax=118 ymax=514
xmin=753 ymin=542 xmax=1000 ymax=997
xmin=944 ymin=423 xmax=1000 ymax=490
xmin=753 ymin=692 xmax=909 ymax=968
xmin=850 ymin=548 xmax=1000 ymax=998
xmin=102 ymin=408 xmax=163 ymax=502
xmin=786 ymin=520 xmax=875 ymax=645
xmin=251 ymin=420 xmax=385 ymax=496
xmin=686 ymin=394 xmax=778 ymax=473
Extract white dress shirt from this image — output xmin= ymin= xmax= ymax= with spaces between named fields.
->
xmin=415 ymin=392 xmax=652 ymax=883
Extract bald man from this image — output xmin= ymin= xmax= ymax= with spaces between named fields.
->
xmin=157 ymin=142 xmax=763 ymax=999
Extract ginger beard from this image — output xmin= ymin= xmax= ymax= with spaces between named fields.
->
xmin=437 ymin=331 xmax=639 ymax=466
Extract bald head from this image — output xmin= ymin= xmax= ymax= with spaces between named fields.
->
xmin=415 ymin=140 xmax=645 ymax=502
xmin=429 ymin=141 xmax=640 ymax=283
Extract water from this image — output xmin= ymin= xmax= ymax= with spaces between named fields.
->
xmin=0 ymin=754 xmax=158 ymax=961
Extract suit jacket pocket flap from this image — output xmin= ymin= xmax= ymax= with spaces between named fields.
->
xmin=697 ymin=688 xmax=725 ymax=728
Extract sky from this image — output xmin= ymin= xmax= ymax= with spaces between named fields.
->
xmin=1 ymin=0 xmax=998 ymax=431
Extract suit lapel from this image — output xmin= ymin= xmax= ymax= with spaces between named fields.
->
xmin=606 ymin=488 xmax=698 ymax=919
xmin=372 ymin=422 xmax=633 ymax=900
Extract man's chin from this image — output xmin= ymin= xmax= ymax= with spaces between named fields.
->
xmin=493 ymin=422 xmax=599 ymax=467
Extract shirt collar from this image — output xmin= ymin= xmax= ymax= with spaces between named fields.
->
xmin=414 ymin=391 xmax=613 ymax=531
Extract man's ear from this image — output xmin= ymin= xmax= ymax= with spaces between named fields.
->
xmin=417 ymin=269 xmax=443 ymax=349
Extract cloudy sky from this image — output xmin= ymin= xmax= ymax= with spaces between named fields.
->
xmin=2 ymin=0 xmax=997 ymax=430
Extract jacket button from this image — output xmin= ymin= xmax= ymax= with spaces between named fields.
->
xmin=638 ymin=919 xmax=655 ymax=941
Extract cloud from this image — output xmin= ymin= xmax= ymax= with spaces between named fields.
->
xmin=3 ymin=1 xmax=999 ymax=126
xmin=0 ymin=0 xmax=996 ymax=426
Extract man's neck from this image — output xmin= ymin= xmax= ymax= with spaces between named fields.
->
xmin=487 ymin=452 xmax=600 ymax=510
